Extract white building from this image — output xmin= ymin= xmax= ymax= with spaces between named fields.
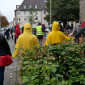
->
xmin=14 ymin=0 xmax=48 ymax=28
xmin=9 ymin=22 xmax=14 ymax=28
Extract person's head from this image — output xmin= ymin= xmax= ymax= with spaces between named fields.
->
xmin=38 ymin=22 xmax=41 ymax=26
xmin=14 ymin=25 xmax=16 ymax=29
xmin=52 ymin=21 xmax=60 ymax=31
xmin=59 ymin=21 xmax=61 ymax=25
xmin=76 ymin=21 xmax=79 ymax=23
xmin=16 ymin=24 xmax=19 ymax=28
xmin=42 ymin=24 xmax=45 ymax=26
xmin=24 ymin=23 xmax=32 ymax=33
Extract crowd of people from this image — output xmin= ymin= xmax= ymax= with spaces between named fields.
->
xmin=0 ymin=21 xmax=85 ymax=85
xmin=69 ymin=21 xmax=85 ymax=44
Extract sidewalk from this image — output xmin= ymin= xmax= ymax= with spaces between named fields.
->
xmin=4 ymin=39 xmax=19 ymax=85
xmin=3 ymin=36 xmax=46 ymax=85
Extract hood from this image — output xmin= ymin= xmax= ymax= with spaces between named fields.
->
xmin=23 ymin=23 xmax=32 ymax=33
xmin=16 ymin=24 xmax=19 ymax=28
xmin=52 ymin=21 xmax=60 ymax=31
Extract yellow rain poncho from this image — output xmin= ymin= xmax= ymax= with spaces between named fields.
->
xmin=45 ymin=21 xmax=70 ymax=46
xmin=12 ymin=23 xmax=39 ymax=58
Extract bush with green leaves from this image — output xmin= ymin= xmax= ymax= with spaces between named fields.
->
xmin=18 ymin=42 xmax=85 ymax=85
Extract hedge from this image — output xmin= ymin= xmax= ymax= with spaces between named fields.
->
xmin=18 ymin=42 xmax=85 ymax=85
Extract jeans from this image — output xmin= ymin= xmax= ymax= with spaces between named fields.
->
xmin=75 ymin=37 xmax=79 ymax=44
xmin=37 ymin=35 xmax=43 ymax=46
xmin=14 ymin=37 xmax=18 ymax=44
xmin=38 ymin=39 xmax=42 ymax=46
xmin=11 ymin=34 xmax=13 ymax=39
xmin=0 ymin=67 xmax=5 ymax=85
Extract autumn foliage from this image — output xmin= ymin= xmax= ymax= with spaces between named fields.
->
xmin=1 ymin=16 xmax=9 ymax=27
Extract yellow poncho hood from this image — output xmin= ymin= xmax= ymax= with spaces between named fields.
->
xmin=52 ymin=21 xmax=60 ymax=31
xmin=12 ymin=23 xmax=39 ymax=58
xmin=23 ymin=23 xmax=32 ymax=33
xmin=45 ymin=21 xmax=70 ymax=46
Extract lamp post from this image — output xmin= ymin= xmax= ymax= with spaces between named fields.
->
xmin=50 ymin=0 xmax=51 ymax=27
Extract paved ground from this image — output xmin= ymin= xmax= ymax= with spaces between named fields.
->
xmin=3 ymin=36 xmax=46 ymax=85
xmin=4 ymin=38 xmax=19 ymax=85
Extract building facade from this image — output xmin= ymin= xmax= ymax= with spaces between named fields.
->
xmin=80 ymin=0 xmax=85 ymax=21
xmin=14 ymin=0 xmax=48 ymax=28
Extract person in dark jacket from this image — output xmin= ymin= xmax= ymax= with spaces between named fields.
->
xmin=10 ymin=27 xmax=13 ymax=39
xmin=42 ymin=24 xmax=46 ymax=32
xmin=75 ymin=26 xmax=85 ymax=54
xmin=4 ymin=29 xmax=10 ymax=40
xmin=21 ymin=25 xmax=24 ymax=33
xmin=13 ymin=25 xmax=16 ymax=33
xmin=66 ymin=23 xmax=71 ymax=30
xmin=0 ymin=33 xmax=11 ymax=85
xmin=75 ymin=26 xmax=85 ymax=38
xmin=59 ymin=22 xmax=64 ymax=32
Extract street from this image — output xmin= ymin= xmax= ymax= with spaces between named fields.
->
xmin=4 ymin=39 xmax=19 ymax=85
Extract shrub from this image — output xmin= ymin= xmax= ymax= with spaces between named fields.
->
xmin=18 ymin=42 xmax=85 ymax=85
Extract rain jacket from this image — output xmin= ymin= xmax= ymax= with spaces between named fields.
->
xmin=45 ymin=21 xmax=70 ymax=46
xmin=15 ymin=25 xmax=21 ymax=38
xmin=81 ymin=22 xmax=85 ymax=28
xmin=69 ymin=23 xmax=81 ymax=36
xmin=73 ymin=23 xmax=81 ymax=33
xmin=12 ymin=23 xmax=39 ymax=58
xmin=75 ymin=26 xmax=85 ymax=38
xmin=0 ymin=34 xmax=11 ymax=56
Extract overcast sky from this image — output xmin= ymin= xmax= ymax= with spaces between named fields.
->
xmin=0 ymin=0 xmax=23 ymax=22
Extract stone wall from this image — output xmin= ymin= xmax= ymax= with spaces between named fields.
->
xmin=80 ymin=0 xmax=85 ymax=21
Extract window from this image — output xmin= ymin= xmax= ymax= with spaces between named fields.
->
xmin=17 ymin=11 xmax=20 ymax=15
xmin=17 ymin=18 xmax=20 ymax=21
xmin=35 ymin=5 xmax=37 ymax=9
xmin=24 ymin=5 xmax=26 ymax=9
xmin=29 ymin=5 xmax=32 ymax=8
xmin=19 ymin=18 xmax=20 ymax=21
xmin=44 ymin=0 xmax=47 ymax=2
xmin=44 ymin=11 xmax=46 ymax=14
xmin=45 ymin=6 xmax=47 ymax=8
xmin=35 ymin=17 xmax=38 ymax=20
xmin=24 ymin=11 xmax=26 ymax=15
xmin=24 ymin=18 xmax=27 ymax=21
xmin=17 ymin=18 xmax=18 ymax=21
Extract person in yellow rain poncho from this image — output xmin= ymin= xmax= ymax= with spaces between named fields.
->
xmin=45 ymin=21 xmax=70 ymax=46
xmin=12 ymin=23 xmax=39 ymax=58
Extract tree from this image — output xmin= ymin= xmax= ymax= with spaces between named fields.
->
xmin=28 ymin=8 xmax=39 ymax=26
xmin=45 ymin=0 xmax=79 ymax=26
xmin=1 ymin=16 xmax=9 ymax=27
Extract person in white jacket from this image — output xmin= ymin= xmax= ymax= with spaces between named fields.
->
xmin=45 ymin=27 xmax=51 ymax=39
xmin=69 ymin=21 xmax=81 ymax=44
